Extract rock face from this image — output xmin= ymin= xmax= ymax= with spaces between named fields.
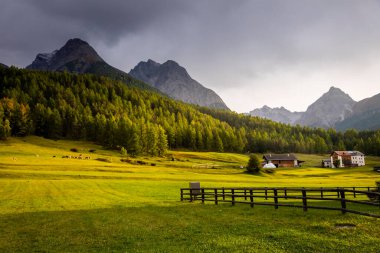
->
xmin=27 ymin=39 xmax=103 ymax=72
xmin=336 ymin=92 xmax=380 ymax=130
xmin=129 ymin=59 xmax=229 ymax=110
xmin=249 ymin=105 xmax=303 ymax=125
xmin=295 ymin=87 xmax=356 ymax=128
xmin=26 ymin=38 xmax=153 ymax=91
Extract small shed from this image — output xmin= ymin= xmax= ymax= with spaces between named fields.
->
xmin=263 ymin=162 xmax=276 ymax=169
xmin=322 ymin=159 xmax=332 ymax=168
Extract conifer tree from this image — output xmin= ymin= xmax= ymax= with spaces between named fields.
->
xmin=157 ymin=126 xmax=168 ymax=156
xmin=0 ymin=119 xmax=11 ymax=140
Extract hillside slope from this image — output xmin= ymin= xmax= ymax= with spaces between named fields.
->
xmin=336 ymin=92 xmax=380 ymax=130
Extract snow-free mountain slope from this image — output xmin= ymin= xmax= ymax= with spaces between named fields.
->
xmin=130 ymin=59 xmax=229 ymax=110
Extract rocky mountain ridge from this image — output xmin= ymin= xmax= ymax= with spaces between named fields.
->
xmin=27 ymin=39 xmax=104 ymax=72
xmin=129 ymin=59 xmax=229 ymax=110
xmin=249 ymin=105 xmax=302 ymax=125
xmin=295 ymin=87 xmax=356 ymax=128
xmin=27 ymin=39 xmax=228 ymax=110
xmin=26 ymin=38 xmax=156 ymax=91
xmin=249 ymin=87 xmax=361 ymax=129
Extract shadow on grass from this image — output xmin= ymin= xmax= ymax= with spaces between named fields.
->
xmin=0 ymin=204 xmax=379 ymax=253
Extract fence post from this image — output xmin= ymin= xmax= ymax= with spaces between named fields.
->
xmin=201 ymin=188 xmax=205 ymax=204
xmin=320 ymin=187 xmax=323 ymax=199
xmin=302 ymin=189 xmax=307 ymax=212
xmin=250 ymin=189 xmax=254 ymax=208
xmin=337 ymin=188 xmax=340 ymax=198
xmin=222 ymin=187 xmax=225 ymax=201
xmin=214 ymin=189 xmax=218 ymax=205
xmin=190 ymin=189 xmax=193 ymax=202
xmin=231 ymin=189 xmax=235 ymax=206
xmin=284 ymin=188 xmax=288 ymax=200
xmin=274 ymin=189 xmax=278 ymax=209
xmin=265 ymin=188 xmax=268 ymax=200
xmin=181 ymin=189 xmax=184 ymax=201
xmin=340 ymin=190 xmax=346 ymax=214
xmin=353 ymin=187 xmax=356 ymax=198
xmin=244 ymin=189 xmax=247 ymax=200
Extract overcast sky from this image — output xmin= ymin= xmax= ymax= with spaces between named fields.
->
xmin=1 ymin=0 xmax=380 ymax=112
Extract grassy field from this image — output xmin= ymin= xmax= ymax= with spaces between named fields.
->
xmin=0 ymin=136 xmax=380 ymax=252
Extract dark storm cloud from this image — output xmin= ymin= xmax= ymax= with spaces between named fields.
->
xmin=1 ymin=0 xmax=380 ymax=111
xmin=26 ymin=0 xmax=193 ymax=41
xmin=3 ymin=0 xmax=379 ymax=67
xmin=0 ymin=0 xmax=195 ymax=66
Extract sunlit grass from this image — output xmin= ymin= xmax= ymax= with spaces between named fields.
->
xmin=0 ymin=136 xmax=379 ymax=252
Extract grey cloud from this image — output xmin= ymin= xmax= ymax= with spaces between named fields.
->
xmin=25 ymin=0 xmax=194 ymax=43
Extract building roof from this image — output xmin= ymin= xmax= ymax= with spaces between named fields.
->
xmin=263 ymin=153 xmax=298 ymax=161
xmin=331 ymin=151 xmax=364 ymax=156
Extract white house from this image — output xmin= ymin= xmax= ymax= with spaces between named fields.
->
xmin=330 ymin=151 xmax=365 ymax=168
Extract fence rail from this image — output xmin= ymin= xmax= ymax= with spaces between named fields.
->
xmin=180 ymin=186 xmax=380 ymax=218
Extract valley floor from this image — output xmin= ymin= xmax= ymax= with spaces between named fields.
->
xmin=0 ymin=136 xmax=380 ymax=252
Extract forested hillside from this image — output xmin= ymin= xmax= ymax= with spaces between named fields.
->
xmin=1 ymin=66 xmax=380 ymax=155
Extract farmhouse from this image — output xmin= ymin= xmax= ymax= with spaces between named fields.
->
xmin=262 ymin=153 xmax=303 ymax=168
xmin=330 ymin=151 xmax=365 ymax=168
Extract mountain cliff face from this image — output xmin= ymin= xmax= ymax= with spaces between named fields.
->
xmin=27 ymin=39 xmax=104 ymax=72
xmin=129 ymin=59 xmax=229 ymax=110
xmin=336 ymin=92 xmax=380 ymax=130
xmin=295 ymin=87 xmax=356 ymax=128
xmin=249 ymin=105 xmax=302 ymax=124
xmin=26 ymin=38 xmax=153 ymax=90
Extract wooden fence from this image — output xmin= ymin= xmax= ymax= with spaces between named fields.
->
xmin=180 ymin=187 xmax=380 ymax=218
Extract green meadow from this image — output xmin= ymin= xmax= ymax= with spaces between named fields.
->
xmin=1 ymin=136 xmax=380 ymax=252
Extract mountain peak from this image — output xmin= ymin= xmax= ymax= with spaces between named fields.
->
xmin=296 ymin=86 xmax=356 ymax=128
xmin=147 ymin=59 xmax=159 ymax=65
xmin=163 ymin=60 xmax=180 ymax=66
xmin=64 ymin=38 xmax=90 ymax=47
xmin=321 ymin=87 xmax=354 ymax=102
xmin=27 ymin=38 xmax=103 ymax=72
xmin=326 ymin=86 xmax=347 ymax=95
xmin=129 ymin=59 xmax=229 ymax=110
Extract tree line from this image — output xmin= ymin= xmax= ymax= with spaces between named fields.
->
xmin=1 ymin=66 xmax=380 ymax=156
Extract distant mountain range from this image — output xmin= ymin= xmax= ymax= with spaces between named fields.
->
xmin=248 ymin=106 xmax=302 ymax=125
xmin=249 ymin=86 xmax=380 ymax=130
xmin=129 ymin=59 xmax=229 ymax=110
xmin=26 ymin=38 xmax=228 ymax=110
xmin=7 ymin=38 xmax=380 ymax=130
xmin=0 ymin=63 xmax=7 ymax=68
